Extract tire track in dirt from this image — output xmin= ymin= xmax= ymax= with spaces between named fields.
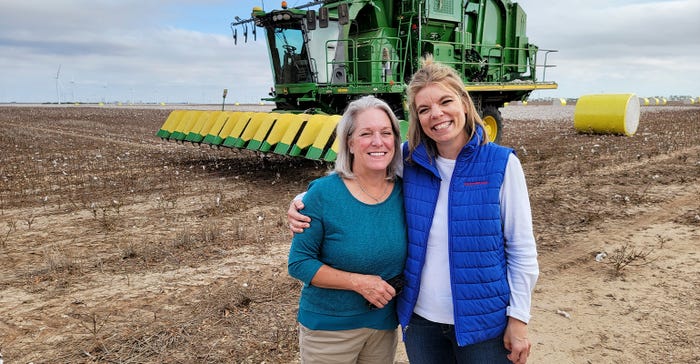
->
xmin=529 ymin=143 xmax=699 ymax=193
xmin=530 ymin=189 xmax=699 ymax=363
xmin=538 ymin=181 xmax=699 ymax=275
xmin=0 ymin=241 xmax=291 ymax=349
xmin=3 ymin=120 xmax=189 ymax=153
xmin=585 ymin=145 xmax=699 ymax=178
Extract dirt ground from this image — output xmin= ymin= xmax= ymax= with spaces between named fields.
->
xmin=0 ymin=104 xmax=698 ymax=363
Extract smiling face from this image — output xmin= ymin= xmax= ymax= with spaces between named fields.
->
xmin=348 ymin=107 xmax=396 ymax=176
xmin=414 ymin=83 xmax=468 ymax=159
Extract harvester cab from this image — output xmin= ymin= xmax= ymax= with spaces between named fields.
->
xmin=241 ymin=1 xmax=407 ymax=117
xmin=157 ymin=0 xmax=557 ymax=161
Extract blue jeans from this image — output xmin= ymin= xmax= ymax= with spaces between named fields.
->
xmin=404 ymin=314 xmax=512 ymax=364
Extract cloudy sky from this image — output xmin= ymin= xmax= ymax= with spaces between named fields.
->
xmin=1 ymin=0 xmax=698 ymax=104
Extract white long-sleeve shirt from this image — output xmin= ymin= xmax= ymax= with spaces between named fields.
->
xmin=412 ymin=153 xmax=539 ymax=324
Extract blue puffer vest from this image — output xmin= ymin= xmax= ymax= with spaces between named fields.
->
xmin=397 ymin=128 xmax=513 ymax=346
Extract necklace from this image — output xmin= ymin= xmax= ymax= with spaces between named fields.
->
xmin=356 ymin=178 xmax=390 ymax=203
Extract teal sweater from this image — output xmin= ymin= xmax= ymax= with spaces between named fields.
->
xmin=288 ymin=173 xmax=407 ymax=331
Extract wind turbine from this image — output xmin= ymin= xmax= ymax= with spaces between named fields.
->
xmin=70 ymin=77 xmax=76 ymax=103
xmin=55 ymin=64 xmax=62 ymax=104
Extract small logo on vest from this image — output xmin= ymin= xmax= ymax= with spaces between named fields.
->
xmin=463 ymin=181 xmax=488 ymax=186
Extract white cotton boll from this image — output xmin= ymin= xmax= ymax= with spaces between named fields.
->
xmin=595 ymin=252 xmax=607 ymax=262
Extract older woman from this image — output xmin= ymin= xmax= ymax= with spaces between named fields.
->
xmin=287 ymin=95 xmax=407 ymax=364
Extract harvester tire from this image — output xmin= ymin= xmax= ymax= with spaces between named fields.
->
xmin=480 ymin=105 xmax=503 ymax=144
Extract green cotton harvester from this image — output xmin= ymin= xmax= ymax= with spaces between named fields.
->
xmin=157 ymin=0 xmax=557 ymax=161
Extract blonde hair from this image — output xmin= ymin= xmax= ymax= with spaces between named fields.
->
xmin=406 ymin=54 xmax=486 ymax=160
xmin=334 ymin=95 xmax=402 ymax=180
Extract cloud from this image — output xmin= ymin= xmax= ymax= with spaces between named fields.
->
xmin=0 ymin=0 xmax=697 ymax=103
xmin=523 ymin=0 xmax=700 ymax=97
xmin=0 ymin=0 xmax=272 ymax=103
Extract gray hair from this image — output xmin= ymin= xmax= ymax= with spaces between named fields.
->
xmin=334 ymin=95 xmax=402 ymax=180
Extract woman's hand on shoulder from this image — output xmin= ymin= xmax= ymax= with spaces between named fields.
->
xmin=287 ymin=199 xmax=310 ymax=234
